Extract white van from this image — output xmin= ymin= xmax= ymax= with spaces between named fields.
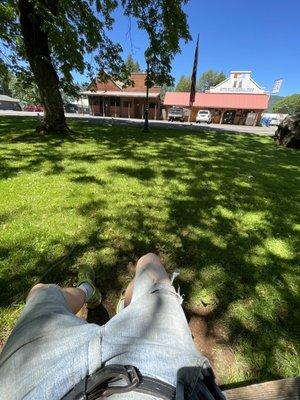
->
xmin=196 ymin=110 xmax=212 ymax=124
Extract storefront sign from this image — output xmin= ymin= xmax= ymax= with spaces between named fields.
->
xmin=219 ymin=87 xmax=255 ymax=93
xmin=272 ymin=79 xmax=283 ymax=94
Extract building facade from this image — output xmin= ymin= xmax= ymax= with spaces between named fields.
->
xmin=164 ymin=71 xmax=269 ymax=125
xmin=82 ymin=73 xmax=162 ymax=120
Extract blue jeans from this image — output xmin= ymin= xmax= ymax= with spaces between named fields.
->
xmin=0 ymin=263 xmax=210 ymax=399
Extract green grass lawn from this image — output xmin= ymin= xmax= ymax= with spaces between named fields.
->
xmin=0 ymin=116 xmax=299 ymax=385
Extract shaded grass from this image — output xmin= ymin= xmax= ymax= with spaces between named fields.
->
xmin=0 ymin=116 xmax=299 ymax=384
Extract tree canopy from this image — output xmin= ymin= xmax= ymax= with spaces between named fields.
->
xmin=198 ymin=69 xmax=226 ymax=92
xmin=175 ymin=75 xmax=192 ymax=92
xmin=0 ymin=68 xmax=12 ymax=96
xmin=0 ymin=0 xmax=190 ymax=133
xmin=124 ymin=55 xmax=141 ymax=74
xmin=273 ymin=94 xmax=300 ymax=114
xmin=160 ymin=83 xmax=175 ymax=100
xmin=9 ymin=75 xmax=41 ymax=104
xmin=267 ymin=95 xmax=284 ymax=112
xmin=175 ymin=70 xmax=226 ymax=93
xmin=124 ymin=0 xmax=190 ymax=89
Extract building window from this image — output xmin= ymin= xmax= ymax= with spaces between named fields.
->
xmin=149 ymin=102 xmax=156 ymax=109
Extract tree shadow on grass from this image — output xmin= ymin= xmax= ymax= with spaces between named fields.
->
xmin=111 ymin=166 xmax=155 ymax=180
xmin=70 ymin=175 xmax=106 ymax=185
xmin=0 ymin=116 xmax=299 ymax=385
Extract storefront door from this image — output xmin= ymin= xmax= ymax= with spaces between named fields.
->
xmin=245 ymin=112 xmax=257 ymax=126
xmin=103 ymin=98 xmax=110 ymax=116
xmin=222 ymin=110 xmax=236 ymax=124
xmin=134 ymin=99 xmax=143 ymax=119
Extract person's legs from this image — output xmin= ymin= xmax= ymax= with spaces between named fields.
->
xmin=102 ymin=253 xmax=206 ymax=387
xmin=1 ymin=270 xmax=103 ymax=400
xmin=27 ymin=283 xmax=86 ymax=314
xmin=124 ymin=279 xmax=134 ymax=307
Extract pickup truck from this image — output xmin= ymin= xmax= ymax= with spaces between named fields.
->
xmin=168 ymin=106 xmax=187 ymax=122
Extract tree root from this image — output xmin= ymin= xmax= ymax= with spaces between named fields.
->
xmin=36 ymin=122 xmax=71 ymax=136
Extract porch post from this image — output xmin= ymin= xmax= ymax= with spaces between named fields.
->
xmin=253 ymin=111 xmax=259 ymax=126
xmin=90 ymin=98 xmax=94 ymax=116
xmin=155 ymin=103 xmax=157 ymax=120
xmin=102 ymin=98 xmax=105 ymax=117
xmin=188 ymin=107 xmax=191 ymax=123
xmin=220 ymin=109 xmax=225 ymax=124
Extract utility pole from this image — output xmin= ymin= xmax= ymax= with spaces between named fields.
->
xmin=143 ymin=60 xmax=150 ymax=132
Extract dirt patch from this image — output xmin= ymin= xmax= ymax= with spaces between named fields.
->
xmin=186 ymin=305 xmax=236 ymax=385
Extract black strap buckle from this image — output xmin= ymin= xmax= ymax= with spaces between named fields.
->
xmin=87 ymin=364 xmax=140 ymax=399
xmin=62 ymin=364 xmax=141 ymax=399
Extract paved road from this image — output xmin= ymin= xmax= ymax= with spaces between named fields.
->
xmin=0 ymin=110 xmax=277 ymax=137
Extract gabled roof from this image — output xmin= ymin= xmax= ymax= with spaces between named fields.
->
xmin=164 ymin=92 xmax=269 ymax=110
xmin=84 ymin=72 xmax=161 ymax=96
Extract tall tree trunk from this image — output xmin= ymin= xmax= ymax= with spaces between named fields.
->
xmin=18 ymin=0 xmax=68 ymax=134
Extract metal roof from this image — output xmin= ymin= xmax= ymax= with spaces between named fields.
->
xmin=164 ymin=92 xmax=269 ymax=110
xmin=81 ymin=91 xmax=160 ymax=99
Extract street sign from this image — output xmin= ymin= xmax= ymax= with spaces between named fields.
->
xmin=272 ymin=79 xmax=283 ymax=94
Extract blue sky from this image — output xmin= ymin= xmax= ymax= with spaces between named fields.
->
xmin=76 ymin=0 xmax=299 ymax=96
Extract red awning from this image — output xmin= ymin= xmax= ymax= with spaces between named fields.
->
xmin=164 ymin=92 xmax=269 ymax=110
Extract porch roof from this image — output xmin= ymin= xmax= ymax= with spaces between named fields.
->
xmin=164 ymin=92 xmax=269 ymax=110
xmin=81 ymin=91 xmax=160 ymax=99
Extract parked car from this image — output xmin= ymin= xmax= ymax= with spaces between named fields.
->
xmin=269 ymin=117 xmax=282 ymax=126
xmin=196 ymin=110 xmax=212 ymax=124
xmin=168 ymin=107 xmax=186 ymax=122
xmin=260 ymin=113 xmax=288 ymax=127
xmin=23 ymin=104 xmax=44 ymax=112
xmin=64 ymin=103 xmax=78 ymax=113
xmin=0 ymin=95 xmax=22 ymax=111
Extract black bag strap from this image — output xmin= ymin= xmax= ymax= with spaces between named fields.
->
xmin=134 ymin=376 xmax=176 ymax=399
xmin=176 ymin=364 xmax=226 ymax=400
xmin=62 ymin=364 xmax=176 ymax=400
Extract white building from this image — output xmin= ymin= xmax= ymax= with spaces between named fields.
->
xmin=208 ymin=71 xmax=267 ymax=94
xmin=164 ymin=71 xmax=269 ymax=125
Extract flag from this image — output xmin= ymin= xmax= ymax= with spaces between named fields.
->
xmin=189 ymin=34 xmax=199 ymax=107
xmin=272 ymin=79 xmax=283 ymax=94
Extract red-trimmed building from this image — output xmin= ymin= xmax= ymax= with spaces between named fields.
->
xmin=164 ymin=71 xmax=269 ymax=125
xmin=82 ymin=73 xmax=162 ymax=120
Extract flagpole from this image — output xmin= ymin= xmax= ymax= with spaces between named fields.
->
xmin=189 ymin=34 xmax=199 ymax=124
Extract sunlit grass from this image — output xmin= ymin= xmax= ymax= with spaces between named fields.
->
xmin=0 ymin=116 xmax=299 ymax=384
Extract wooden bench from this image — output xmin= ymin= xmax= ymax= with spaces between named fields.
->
xmin=224 ymin=377 xmax=300 ymax=400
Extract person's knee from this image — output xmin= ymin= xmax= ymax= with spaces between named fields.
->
xmin=136 ymin=253 xmax=169 ymax=282
xmin=27 ymin=283 xmax=47 ymax=301
xmin=136 ymin=253 xmax=162 ymax=270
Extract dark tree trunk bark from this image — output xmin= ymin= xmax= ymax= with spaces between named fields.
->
xmin=18 ymin=0 xmax=69 ymax=134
